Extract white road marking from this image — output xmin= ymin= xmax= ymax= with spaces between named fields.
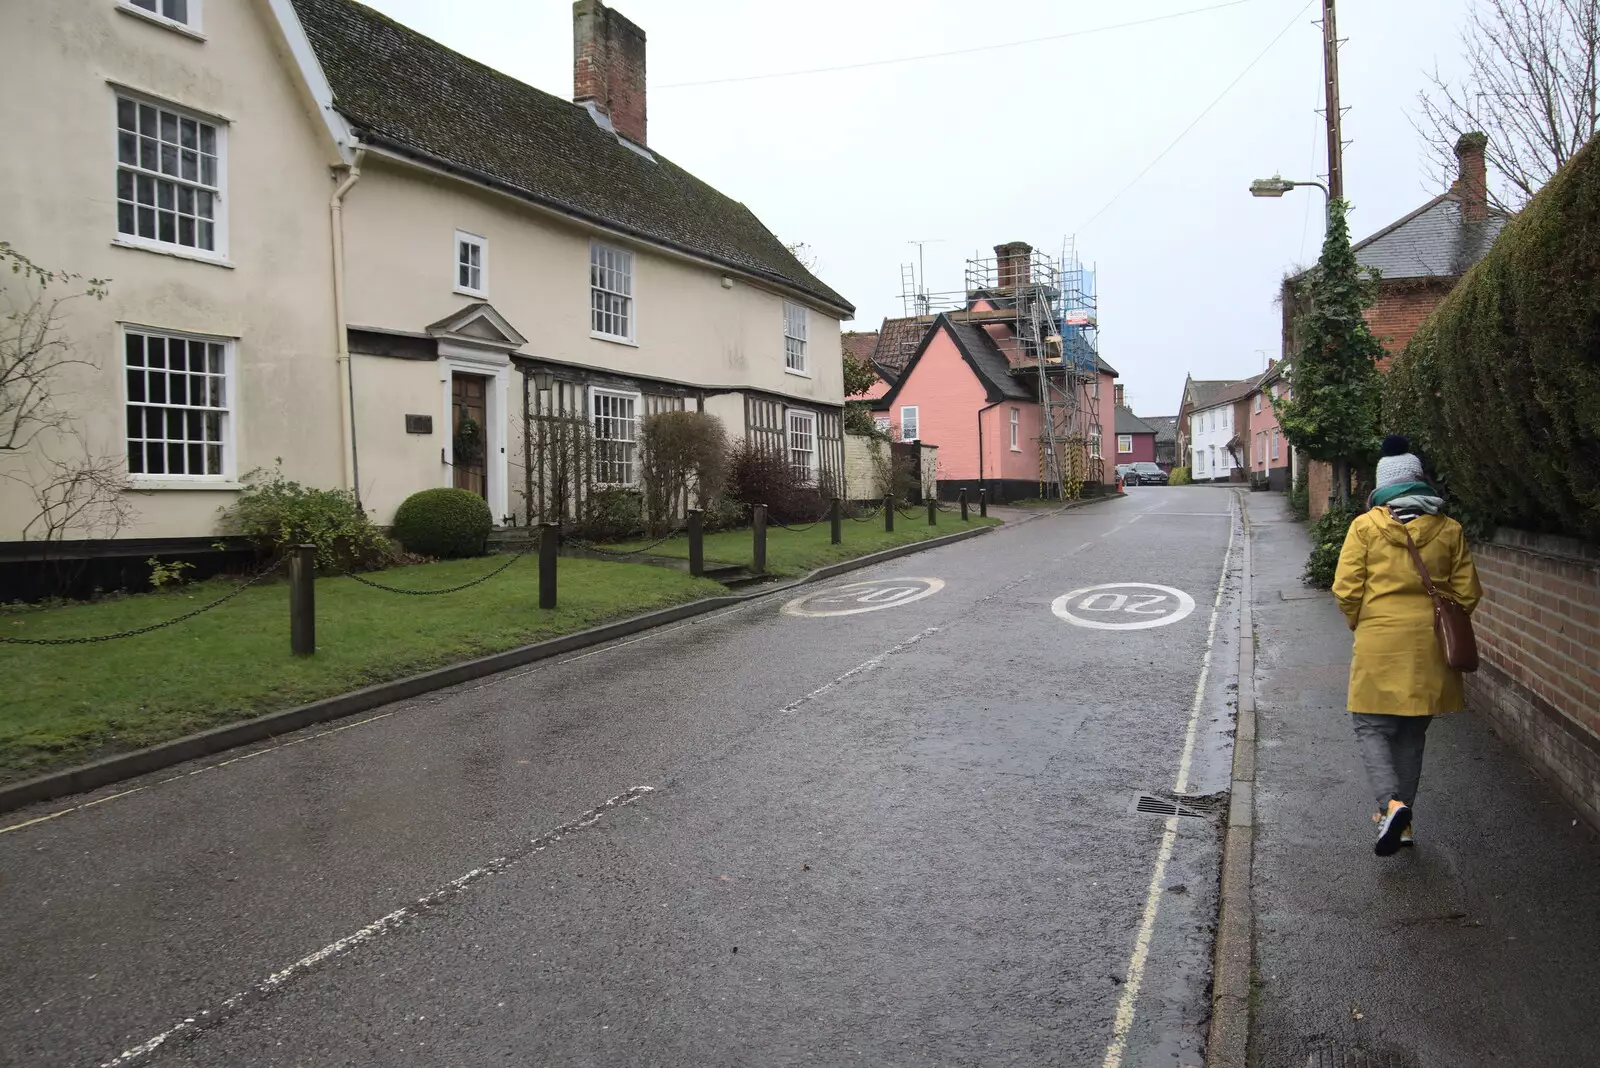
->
xmin=781 ymin=578 xmax=945 ymax=618
xmin=98 ymin=785 xmax=657 ymax=1067
xmin=1051 ymin=583 xmax=1197 ymax=631
xmin=1137 ymin=512 xmax=1233 ymax=517
xmin=1100 ymin=499 xmax=1237 ymax=1068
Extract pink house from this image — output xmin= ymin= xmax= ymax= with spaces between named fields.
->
xmin=1114 ymin=407 xmax=1158 ymax=465
xmin=1246 ymin=360 xmax=1292 ymax=490
xmin=872 ymin=311 xmax=1118 ymax=500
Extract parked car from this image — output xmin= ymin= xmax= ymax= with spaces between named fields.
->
xmin=1119 ymin=462 xmax=1169 ymax=486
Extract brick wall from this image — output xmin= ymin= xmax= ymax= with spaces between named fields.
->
xmin=1364 ymin=279 xmax=1456 ymax=369
xmin=1467 ymin=529 xmax=1600 ymax=831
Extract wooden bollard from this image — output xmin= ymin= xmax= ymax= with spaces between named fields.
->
xmin=688 ymin=509 xmax=705 ymax=577
xmin=538 ymin=523 xmax=558 ymax=609
xmin=289 ymin=544 xmax=315 ymax=656
xmin=753 ymin=504 xmax=768 ymax=575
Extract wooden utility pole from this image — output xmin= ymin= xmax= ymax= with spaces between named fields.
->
xmin=1322 ymin=0 xmax=1344 ymax=201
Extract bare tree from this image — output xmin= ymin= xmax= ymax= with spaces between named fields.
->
xmin=1 ymin=243 xmax=132 ymax=547
xmin=784 ymin=241 xmax=823 ymax=274
xmin=1417 ymin=0 xmax=1600 ymax=211
xmin=7 ymin=436 xmax=137 ymax=542
xmin=1 ymin=242 xmax=108 ymax=451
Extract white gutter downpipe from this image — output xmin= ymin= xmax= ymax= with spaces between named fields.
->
xmin=330 ymin=148 xmax=366 ymax=508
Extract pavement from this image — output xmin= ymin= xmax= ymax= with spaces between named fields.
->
xmin=0 ymin=486 xmax=1244 ymax=1068
xmin=1248 ymin=491 xmax=1600 ymax=1067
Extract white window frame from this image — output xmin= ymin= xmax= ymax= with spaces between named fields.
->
xmin=783 ymin=301 xmax=808 ymax=376
xmin=899 ymin=405 xmax=919 ymax=442
xmin=589 ymin=241 xmax=636 ymax=344
xmin=787 ymin=408 xmax=818 ymax=484
xmin=454 ymin=230 xmax=487 ymax=297
xmin=589 ymin=387 xmax=641 ymax=487
xmin=1272 ymin=428 xmax=1281 ymax=460
xmin=1254 ymin=394 xmax=1262 ymax=413
xmin=873 ymin=414 xmax=891 ymax=433
xmin=1117 ymin=434 xmax=1133 ymax=455
xmin=1090 ymin=430 xmax=1103 ymax=460
xmin=113 ymin=90 xmax=227 ymax=263
xmin=120 ymin=0 xmax=204 ymax=37
xmin=1195 ymin=449 xmax=1206 ymax=473
xmin=122 ymin=325 xmax=236 ymax=487
xmin=1009 ymin=407 xmax=1020 ymax=451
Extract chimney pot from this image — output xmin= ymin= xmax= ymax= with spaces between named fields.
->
xmin=995 ymin=241 xmax=1032 ymax=291
xmin=573 ymin=0 xmax=647 ymax=146
xmin=1453 ymin=131 xmax=1488 ymax=224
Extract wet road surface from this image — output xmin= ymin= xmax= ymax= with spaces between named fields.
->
xmin=0 ymin=487 xmax=1244 ymax=1067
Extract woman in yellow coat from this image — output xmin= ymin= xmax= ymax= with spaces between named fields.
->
xmin=1332 ymin=436 xmax=1481 ymax=856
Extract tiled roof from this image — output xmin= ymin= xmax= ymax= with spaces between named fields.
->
xmin=1351 ymin=193 xmax=1510 ymax=280
xmin=1115 ymin=406 xmax=1157 ymax=434
xmin=1186 ymin=378 xmax=1242 ymax=411
xmin=1144 ymin=415 xmax=1178 ymax=443
xmin=1208 ymin=377 xmax=1262 ymax=408
xmin=842 ymin=331 xmax=879 ymax=363
xmin=289 ymin=0 xmax=852 ymax=314
xmin=870 ymin=316 xmax=925 ymax=375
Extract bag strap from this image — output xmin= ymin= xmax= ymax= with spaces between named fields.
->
xmin=1395 ymin=512 xmax=1442 ymax=599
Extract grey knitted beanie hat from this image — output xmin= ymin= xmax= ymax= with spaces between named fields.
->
xmin=1375 ymin=435 xmax=1425 ymax=489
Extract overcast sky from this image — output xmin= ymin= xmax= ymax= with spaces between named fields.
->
xmin=363 ymin=0 xmax=1474 ymax=415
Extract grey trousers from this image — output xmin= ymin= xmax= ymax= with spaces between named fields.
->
xmin=1351 ymin=713 xmax=1433 ymax=810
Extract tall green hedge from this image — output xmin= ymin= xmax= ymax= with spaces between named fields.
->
xmin=1385 ymin=135 xmax=1600 ymax=540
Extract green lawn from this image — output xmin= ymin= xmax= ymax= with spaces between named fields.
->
xmin=615 ymin=512 xmax=1001 ymax=577
xmin=0 ymin=557 xmax=725 ymax=784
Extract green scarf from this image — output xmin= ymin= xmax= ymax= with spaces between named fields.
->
xmin=1371 ymin=480 xmax=1435 ymax=508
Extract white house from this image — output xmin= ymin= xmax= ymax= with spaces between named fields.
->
xmin=1185 ymin=378 xmax=1256 ymax=483
xmin=0 ymin=0 xmax=853 ymax=588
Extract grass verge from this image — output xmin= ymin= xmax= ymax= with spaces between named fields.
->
xmin=0 ymin=557 xmax=725 ymax=785
xmin=616 ymin=512 xmax=1001 ymax=577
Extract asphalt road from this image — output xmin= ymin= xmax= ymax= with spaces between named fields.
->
xmin=0 ymin=487 xmax=1244 ymax=1068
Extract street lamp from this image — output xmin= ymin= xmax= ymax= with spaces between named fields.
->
xmin=1249 ymin=174 xmax=1329 ymax=201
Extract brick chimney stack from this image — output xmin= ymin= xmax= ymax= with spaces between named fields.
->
xmin=1114 ymin=384 xmax=1126 ymax=407
xmin=995 ymin=241 xmax=1032 ymax=291
xmin=1453 ymin=131 xmax=1489 ymax=223
xmin=573 ymin=0 xmax=647 ymax=146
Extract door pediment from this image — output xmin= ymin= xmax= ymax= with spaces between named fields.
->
xmin=425 ymin=302 xmax=527 ymax=353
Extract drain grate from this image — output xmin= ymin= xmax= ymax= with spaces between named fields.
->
xmin=1305 ymin=1046 xmax=1420 ymax=1068
xmin=1130 ymin=793 xmax=1208 ymax=819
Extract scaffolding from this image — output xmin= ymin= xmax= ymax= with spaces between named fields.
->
xmin=898 ymin=238 xmax=1102 ymax=498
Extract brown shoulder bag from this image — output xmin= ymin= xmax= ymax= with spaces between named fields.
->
xmin=1398 ymin=521 xmax=1479 ymax=673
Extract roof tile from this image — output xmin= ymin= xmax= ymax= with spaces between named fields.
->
xmin=290 ymin=0 xmax=852 ymax=313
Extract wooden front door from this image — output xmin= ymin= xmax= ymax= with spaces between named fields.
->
xmin=451 ymin=373 xmax=489 ymax=501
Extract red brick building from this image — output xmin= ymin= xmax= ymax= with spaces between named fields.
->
xmin=1284 ymin=133 xmax=1510 ymax=515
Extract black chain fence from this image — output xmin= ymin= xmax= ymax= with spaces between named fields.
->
xmin=0 ymin=556 xmax=289 ymax=646
xmin=564 ymin=528 xmax=686 ymax=558
xmin=339 ymin=552 xmax=523 ymax=595
xmin=768 ymin=508 xmax=832 ymax=534
xmin=847 ymin=503 xmax=886 ymax=522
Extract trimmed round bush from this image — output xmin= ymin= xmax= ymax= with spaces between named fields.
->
xmin=390 ymin=488 xmax=493 ymax=559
